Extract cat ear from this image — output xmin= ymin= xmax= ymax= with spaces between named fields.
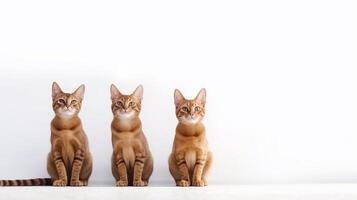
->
xmin=195 ymin=88 xmax=206 ymax=104
xmin=132 ymin=85 xmax=143 ymax=101
xmin=52 ymin=82 xmax=63 ymax=99
xmin=73 ymin=84 xmax=85 ymax=99
xmin=110 ymin=84 xmax=122 ymax=101
xmin=174 ymin=89 xmax=185 ymax=107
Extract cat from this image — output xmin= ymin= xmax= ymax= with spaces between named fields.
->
xmin=47 ymin=82 xmax=93 ymax=186
xmin=168 ymin=88 xmax=212 ymax=187
xmin=0 ymin=82 xmax=92 ymax=186
xmin=110 ymin=84 xmax=153 ymax=186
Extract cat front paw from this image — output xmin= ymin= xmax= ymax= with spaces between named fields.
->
xmin=133 ymin=180 xmax=146 ymax=187
xmin=177 ymin=180 xmax=190 ymax=187
xmin=116 ymin=180 xmax=128 ymax=187
xmin=192 ymin=179 xmax=205 ymax=187
xmin=70 ymin=180 xmax=85 ymax=186
xmin=53 ymin=179 xmax=67 ymax=186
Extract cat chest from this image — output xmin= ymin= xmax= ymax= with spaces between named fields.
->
xmin=56 ymin=131 xmax=81 ymax=153
xmin=176 ymin=138 xmax=206 ymax=170
xmin=114 ymin=137 xmax=137 ymax=169
xmin=122 ymin=146 xmax=135 ymax=169
xmin=185 ymin=150 xmax=197 ymax=170
xmin=58 ymin=131 xmax=78 ymax=143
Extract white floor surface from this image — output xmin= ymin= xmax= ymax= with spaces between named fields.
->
xmin=0 ymin=183 xmax=357 ymax=200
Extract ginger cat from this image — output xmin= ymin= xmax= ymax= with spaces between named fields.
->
xmin=0 ymin=82 xmax=92 ymax=186
xmin=110 ymin=84 xmax=153 ymax=186
xmin=168 ymin=88 xmax=212 ymax=187
xmin=47 ymin=82 xmax=93 ymax=186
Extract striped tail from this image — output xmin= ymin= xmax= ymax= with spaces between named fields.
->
xmin=0 ymin=178 xmax=52 ymax=186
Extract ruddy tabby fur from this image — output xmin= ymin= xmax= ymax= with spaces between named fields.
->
xmin=0 ymin=82 xmax=92 ymax=186
xmin=110 ymin=84 xmax=153 ymax=186
xmin=47 ymin=82 xmax=92 ymax=186
xmin=168 ymin=88 xmax=212 ymax=187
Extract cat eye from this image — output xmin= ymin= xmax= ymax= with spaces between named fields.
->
xmin=58 ymin=99 xmax=66 ymax=104
xmin=71 ymin=100 xmax=78 ymax=105
xmin=195 ymin=106 xmax=201 ymax=112
xmin=129 ymin=102 xmax=135 ymax=107
xmin=116 ymin=101 xmax=124 ymax=108
xmin=181 ymin=107 xmax=189 ymax=112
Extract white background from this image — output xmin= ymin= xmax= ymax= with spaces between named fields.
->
xmin=0 ymin=0 xmax=355 ymax=185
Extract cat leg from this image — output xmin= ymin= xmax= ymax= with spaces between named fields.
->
xmin=79 ymin=153 xmax=93 ymax=186
xmin=201 ymin=151 xmax=212 ymax=186
xmin=142 ymin=154 xmax=153 ymax=186
xmin=174 ymin=151 xmax=190 ymax=187
xmin=70 ymin=149 xmax=85 ymax=186
xmin=114 ymin=151 xmax=128 ymax=186
xmin=133 ymin=151 xmax=146 ymax=186
xmin=52 ymin=151 xmax=68 ymax=186
xmin=168 ymin=153 xmax=182 ymax=185
xmin=111 ymin=155 xmax=119 ymax=184
xmin=47 ymin=153 xmax=57 ymax=181
xmin=192 ymin=150 xmax=207 ymax=187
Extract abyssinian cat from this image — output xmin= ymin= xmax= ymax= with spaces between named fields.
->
xmin=0 ymin=82 xmax=92 ymax=186
xmin=168 ymin=88 xmax=212 ymax=187
xmin=47 ymin=82 xmax=92 ymax=186
xmin=110 ymin=84 xmax=153 ymax=186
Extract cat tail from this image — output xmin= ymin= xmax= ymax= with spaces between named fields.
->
xmin=0 ymin=178 xmax=52 ymax=186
